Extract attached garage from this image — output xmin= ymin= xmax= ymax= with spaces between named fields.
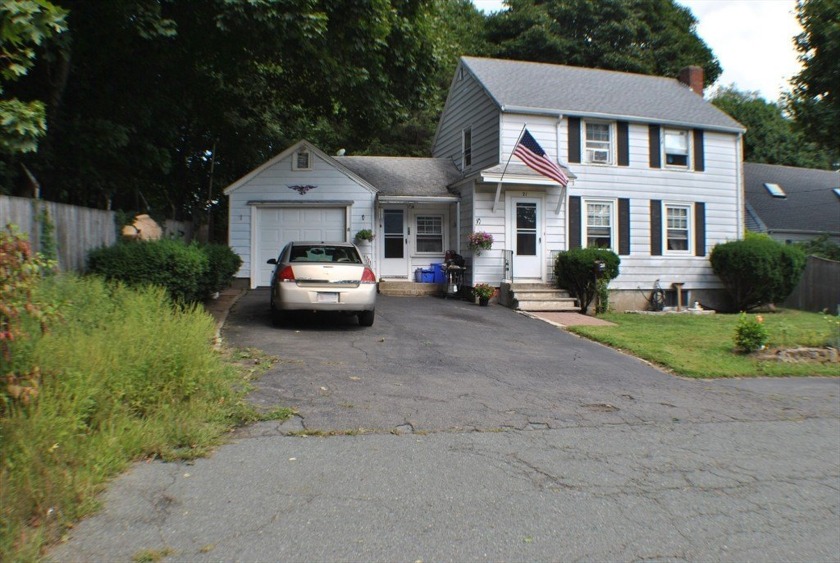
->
xmin=252 ymin=205 xmax=348 ymax=287
xmin=224 ymin=140 xmax=377 ymax=288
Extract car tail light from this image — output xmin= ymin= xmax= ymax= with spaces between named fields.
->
xmin=360 ymin=267 xmax=377 ymax=284
xmin=277 ymin=265 xmax=295 ymax=282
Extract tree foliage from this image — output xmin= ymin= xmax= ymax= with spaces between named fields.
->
xmin=711 ymin=86 xmax=834 ymax=169
xmin=484 ymin=0 xmax=721 ymax=85
xmin=553 ymin=247 xmax=620 ymax=314
xmin=785 ymin=0 xmax=840 ymax=168
xmin=0 ymin=0 xmax=67 ymax=154
xmin=710 ymin=234 xmax=807 ymax=312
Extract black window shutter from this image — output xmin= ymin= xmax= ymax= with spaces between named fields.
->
xmin=618 ymin=198 xmax=630 ymax=255
xmin=568 ymin=117 xmax=581 ymax=164
xmin=650 ymin=199 xmax=662 ymax=256
xmin=617 ymin=121 xmax=629 ymax=166
xmin=694 ymin=202 xmax=706 ymax=256
xmin=649 ymin=125 xmax=661 ymax=169
xmin=569 ymin=196 xmax=581 ymax=249
xmin=693 ymin=129 xmax=705 ymax=172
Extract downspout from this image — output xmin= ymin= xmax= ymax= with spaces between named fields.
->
xmin=735 ymin=134 xmax=745 ymax=238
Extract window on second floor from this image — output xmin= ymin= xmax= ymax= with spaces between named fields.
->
xmin=415 ymin=215 xmax=444 ymax=253
xmin=584 ymin=200 xmax=614 ymax=249
xmin=584 ymin=121 xmax=612 ymax=164
xmin=462 ymin=127 xmax=472 ymax=168
xmin=663 ymin=128 xmax=690 ymax=167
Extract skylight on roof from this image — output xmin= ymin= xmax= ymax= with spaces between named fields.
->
xmin=764 ymin=183 xmax=786 ymax=198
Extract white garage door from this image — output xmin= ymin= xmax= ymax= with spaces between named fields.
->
xmin=255 ymin=207 xmax=346 ymax=286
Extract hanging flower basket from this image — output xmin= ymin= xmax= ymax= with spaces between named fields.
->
xmin=468 ymin=231 xmax=493 ymax=255
xmin=354 ymin=229 xmax=375 ymax=244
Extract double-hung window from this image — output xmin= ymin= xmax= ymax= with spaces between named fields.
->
xmin=665 ymin=203 xmax=691 ymax=252
xmin=584 ymin=200 xmax=614 ymax=249
xmin=416 ymin=215 xmax=443 ymax=253
xmin=584 ymin=121 xmax=612 ymax=164
xmin=663 ymin=128 xmax=690 ymax=167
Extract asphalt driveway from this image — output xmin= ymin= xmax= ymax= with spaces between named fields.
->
xmin=47 ymin=289 xmax=840 ymax=562
xmin=223 ymin=290 xmax=839 ymax=434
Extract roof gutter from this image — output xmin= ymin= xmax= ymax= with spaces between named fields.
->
xmin=377 ymin=195 xmax=460 ymax=204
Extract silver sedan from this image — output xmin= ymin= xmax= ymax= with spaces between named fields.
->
xmin=267 ymin=241 xmax=377 ymax=326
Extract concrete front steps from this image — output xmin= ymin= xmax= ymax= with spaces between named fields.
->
xmin=378 ymin=279 xmax=443 ymax=297
xmin=500 ymin=282 xmax=579 ymax=312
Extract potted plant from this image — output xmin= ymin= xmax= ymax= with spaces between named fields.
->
xmin=354 ymin=229 xmax=375 ymax=245
xmin=473 ymin=283 xmax=495 ymax=306
xmin=468 ymin=231 xmax=493 ymax=255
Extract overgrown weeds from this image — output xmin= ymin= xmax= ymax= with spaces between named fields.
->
xmin=0 ymin=274 xmax=283 ymax=561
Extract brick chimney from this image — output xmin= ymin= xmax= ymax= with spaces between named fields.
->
xmin=679 ymin=66 xmax=704 ymax=96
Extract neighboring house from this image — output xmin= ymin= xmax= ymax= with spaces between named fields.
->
xmin=743 ymin=162 xmax=840 ymax=245
xmin=225 ymin=56 xmax=746 ymax=310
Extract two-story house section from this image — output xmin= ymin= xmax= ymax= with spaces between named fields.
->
xmin=433 ymin=57 xmax=746 ymax=310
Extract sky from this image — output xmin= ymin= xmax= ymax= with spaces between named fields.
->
xmin=470 ymin=0 xmax=802 ymax=102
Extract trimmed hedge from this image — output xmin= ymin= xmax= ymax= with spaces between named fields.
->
xmin=554 ymin=247 xmax=620 ymax=314
xmin=88 ymin=239 xmax=210 ymax=303
xmin=710 ymin=234 xmax=806 ymax=312
xmin=199 ymin=243 xmax=243 ymax=298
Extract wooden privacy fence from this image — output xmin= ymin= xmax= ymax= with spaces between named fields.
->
xmin=783 ymin=256 xmax=840 ymax=313
xmin=1 ymin=195 xmax=193 ymax=273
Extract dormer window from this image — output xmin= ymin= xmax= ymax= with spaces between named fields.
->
xmin=663 ymin=128 xmax=689 ymax=167
xmin=584 ymin=121 xmax=612 ymax=164
xmin=293 ymin=148 xmax=311 ymax=171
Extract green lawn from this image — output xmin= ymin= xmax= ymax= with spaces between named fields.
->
xmin=569 ymin=309 xmax=839 ymax=378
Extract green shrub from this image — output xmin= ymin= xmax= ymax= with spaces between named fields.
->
xmin=734 ymin=312 xmax=769 ymax=353
xmin=199 ymin=244 xmax=243 ymax=297
xmin=87 ymin=239 xmax=209 ymax=303
xmin=554 ymin=248 xmax=620 ymax=314
xmin=710 ymin=234 xmax=807 ymax=312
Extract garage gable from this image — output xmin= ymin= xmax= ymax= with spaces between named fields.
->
xmin=225 ymin=141 xmax=378 ymax=286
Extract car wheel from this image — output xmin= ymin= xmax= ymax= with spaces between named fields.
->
xmin=358 ymin=310 xmax=375 ymax=327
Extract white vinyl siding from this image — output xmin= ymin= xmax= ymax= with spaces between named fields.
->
xmin=227 ymin=147 xmax=376 ymax=286
xmin=564 ymin=122 xmax=741 ymax=291
xmin=432 ymin=65 xmax=501 ymax=171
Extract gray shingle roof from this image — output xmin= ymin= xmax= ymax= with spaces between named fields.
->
xmin=336 ymin=156 xmax=462 ymax=197
xmin=743 ymin=162 xmax=840 ymax=236
xmin=462 ymin=57 xmax=744 ymax=132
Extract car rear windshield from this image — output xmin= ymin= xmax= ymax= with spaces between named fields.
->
xmin=289 ymin=245 xmax=362 ymax=264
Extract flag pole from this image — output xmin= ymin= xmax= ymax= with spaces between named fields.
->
xmin=492 ymin=123 xmax=528 ymax=214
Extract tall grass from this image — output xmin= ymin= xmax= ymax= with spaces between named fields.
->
xmin=1 ymin=275 xmax=264 ymax=561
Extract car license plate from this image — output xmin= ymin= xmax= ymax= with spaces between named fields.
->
xmin=317 ymin=292 xmax=339 ymax=303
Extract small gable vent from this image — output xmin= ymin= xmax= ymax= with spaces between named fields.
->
xmin=764 ymin=183 xmax=786 ymax=198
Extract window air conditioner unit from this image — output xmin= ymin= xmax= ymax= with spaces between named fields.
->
xmin=590 ymin=150 xmax=609 ymax=163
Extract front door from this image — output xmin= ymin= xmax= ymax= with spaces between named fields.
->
xmin=511 ymin=197 xmax=542 ymax=279
xmin=380 ymin=208 xmax=408 ymax=277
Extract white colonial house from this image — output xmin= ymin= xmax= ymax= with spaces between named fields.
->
xmin=225 ymin=56 xmax=745 ymax=311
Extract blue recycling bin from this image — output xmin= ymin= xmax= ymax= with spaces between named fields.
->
xmin=432 ymin=263 xmax=446 ymax=284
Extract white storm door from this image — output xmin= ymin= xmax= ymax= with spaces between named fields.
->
xmin=511 ymin=197 xmax=542 ymax=279
xmin=380 ymin=208 xmax=408 ymax=277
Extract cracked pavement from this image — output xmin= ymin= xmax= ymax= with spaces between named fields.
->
xmin=48 ymin=292 xmax=840 ymax=562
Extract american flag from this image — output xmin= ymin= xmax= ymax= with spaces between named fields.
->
xmin=513 ymin=129 xmax=569 ymax=187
